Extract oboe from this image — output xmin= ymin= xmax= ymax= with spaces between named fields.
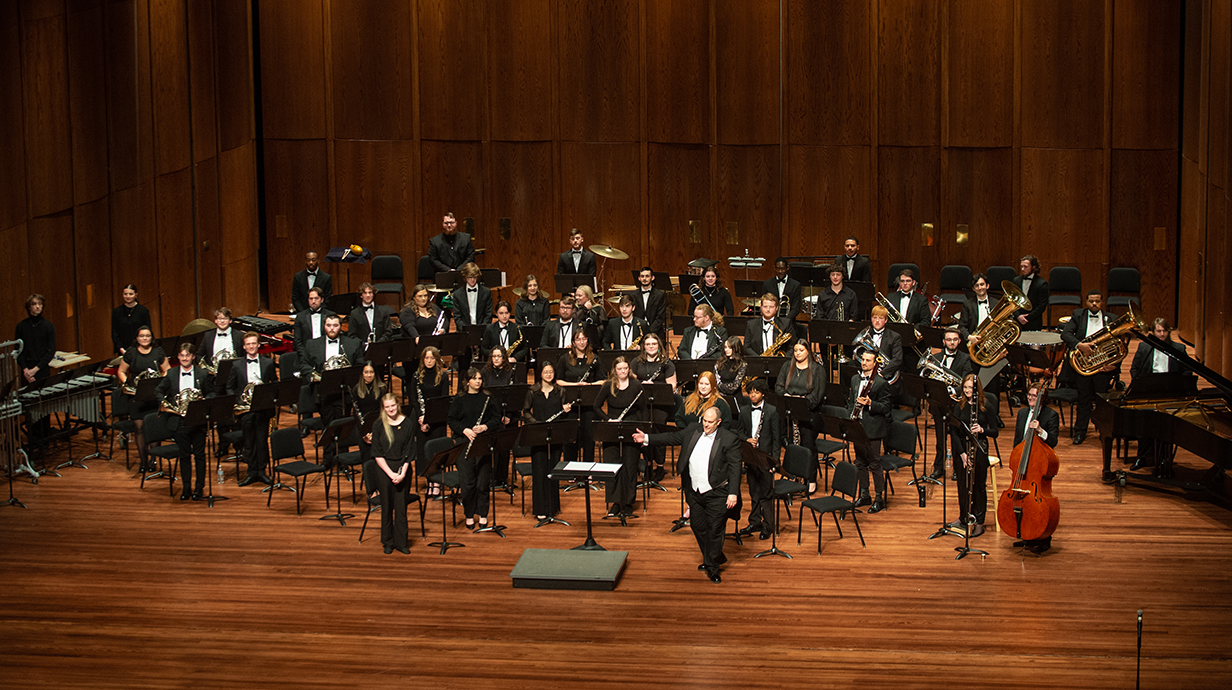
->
xmin=464 ymin=395 xmax=490 ymax=457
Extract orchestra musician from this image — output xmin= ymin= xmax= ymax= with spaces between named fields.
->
xmin=448 ymin=367 xmax=502 ymax=530
xmin=947 ymin=374 xmax=998 ymax=538
xmin=888 ymin=270 xmax=932 ymax=329
xmin=737 ymin=378 xmax=781 ymax=541
xmin=300 ymin=314 xmax=365 ymax=469
xmin=522 ymin=361 xmax=572 ymax=523
xmin=399 ymin=284 xmax=443 ymax=341
xmin=957 ymin=273 xmax=993 ymax=341
xmin=679 ymin=305 xmax=727 ymax=360
xmin=292 ymin=287 xmax=335 ymax=359
xmin=116 ymin=325 xmax=169 ymax=471
xmin=631 ymin=333 xmax=676 ymax=482
xmin=601 ymin=296 xmax=647 ymax=351
xmin=228 ymin=331 xmax=278 ymax=487
xmin=514 ymin=275 xmax=552 ymax=326
xmin=557 ymin=329 xmax=602 ymax=466
xmin=198 ymin=307 xmax=244 ymax=395
xmin=291 ymin=251 xmax=332 ymax=314
xmin=16 ymin=294 xmax=56 ymax=443
xmin=450 ymin=262 xmax=493 ymax=329
xmin=687 ymin=266 xmax=735 ymax=317
xmin=1060 ymin=289 xmax=1117 ymax=445
xmin=111 ymin=283 xmax=151 ymax=355
xmin=480 ymin=346 xmax=515 ymax=490
xmin=743 ymin=293 xmax=792 ymax=356
xmin=556 ymin=228 xmax=597 ymax=275
xmin=573 ymin=285 xmax=606 ymax=340
xmin=632 ymin=266 xmax=667 ymax=338
xmin=714 ymin=337 xmax=748 ymax=413
xmin=481 ymin=301 xmax=526 ymax=362
xmin=1128 ymin=318 xmax=1190 ymax=471
xmin=410 ymin=346 xmax=451 ymax=497
xmin=761 ymin=258 xmax=803 ymax=321
xmin=814 ymin=264 xmax=858 ymax=322
xmin=1012 ymin=254 xmax=1050 ymax=331
xmin=593 ymin=357 xmax=645 ymax=520
xmin=352 ymin=362 xmax=386 ymax=465
xmin=371 ymin=393 xmax=415 ymax=555
xmin=428 ymin=213 xmax=476 ymax=273
xmin=848 ymin=350 xmax=892 ymax=514
xmin=775 ymin=339 xmax=825 ymax=492
xmin=926 ymin=327 xmax=974 ymax=482
xmin=155 ymin=343 xmax=211 ymax=501
xmin=840 ymin=236 xmax=873 ymax=283
xmin=540 ymin=296 xmax=579 ymax=349
xmin=1012 ymin=383 xmax=1060 ymax=553
xmin=857 ymin=305 xmax=904 ymax=396
xmin=348 ymin=283 xmax=395 ymax=344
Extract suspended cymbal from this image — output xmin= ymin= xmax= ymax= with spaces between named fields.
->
xmin=688 ymin=257 xmax=718 ymax=269
xmin=181 ymin=318 xmax=217 ymax=337
xmin=511 ymin=287 xmax=525 ymax=297
xmin=609 ymin=284 xmax=636 ymax=292
xmin=428 ymin=287 xmax=451 ymax=293
xmin=108 ymin=355 xmax=124 ymax=367
xmin=590 ymin=244 xmax=629 ymax=261
xmin=607 ymin=296 xmax=623 ymax=304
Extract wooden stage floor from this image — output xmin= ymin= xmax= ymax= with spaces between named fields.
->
xmin=3 ymin=402 xmax=1231 ymax=688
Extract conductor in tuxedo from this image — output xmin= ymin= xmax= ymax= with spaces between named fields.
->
xmin=556 ymin=228 xmax=597 ymax=275
xmin=228 ymin=332 xmax=278 ymax=486
xmin=840 ymin=236 xmax=872 ymax=284
xmin=1013 ymin=383 xmax=1060 ymax=553
xmin=761 ymin=258 xmax=803 ymax=322
xmin=291 ymin=251 xmax=332 ymax=314
xmin=1060 ymin=289 xmax=1117 ymax=445
xmin=155 ymin=343 xmax=213 ymax=501
xmin=636 ymin=406 xmax=742 ymax=584
xmin=348 ymin=283 xmax=395 ymax=344
xmin=737 ymin=379 xmax=781 ymax=540
xmin=428 ymin=212 xmax=476 ymax=273
xmin=1012 ymin=254 xmax=1050 ymax=331
xmin=632 ymin=266 xmax=667 ymax=338
xmin=301 ymin=315 xmax=366 ymax=468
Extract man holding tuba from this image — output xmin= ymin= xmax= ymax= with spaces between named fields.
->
xmin=301 ymin=314 xmax=365 ymax=467
xmin=155 ymin=343 xmax=212 ymax=501
xmin=1060 ymin=289 xmax=1118 ymax=445
xmin=228 ymin=332 xmax=278 ymax=487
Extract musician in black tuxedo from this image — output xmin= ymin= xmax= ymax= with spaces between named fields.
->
xmin=1060 ymin=289 xmax=1118 ymax=445
xmin=856 ymin=306 xmax=904 ymax=390
xmin=1129 ymin=318 xmax=1190 ymax=470
xmin=603 ymin=296 xmax=648 ymax=351
xmin=293 ymin=287 xmax=335 ymax=359
xmin=155 ymin=343 xmax=213 ymax=501
xmin=16 ymin=294 xmax=56 ymax=443
xmin=631 ymin=266 xmax=667 ymax=337
xmin=762 ymin=258 xmax=803 ymax=322
xmin=840 ymin=236 xmax=872 ymax=284
xmin=736 ymin=379 xmax=781 ymax=540
xmin=815 ymin=263 xmax=858 ymax=321
xmin=1012 ymin=254 xmax=1050 ymax=331
xmin=886 ymin=269 xmax=932 ymax=329
xmin=540 ymin=297 xmax=580 ymax=349
xmin=743 ymin=294 xmax=792 ymax=356
xmin=556 ymin=228 xmax=597 ymax=275
xmin=635 ymin=406 xmax=742 ymax=584
xmin=301 ymin=315 xmax=365 ymax=468
xmin=481 ymin=301 xmax=527 ymax=362
xmin=926 ymin=327 xmax=975 ymax=481
xmin=291 ymin=251 xmax=332 ymax=314
xmin=347 ymin=283 xmax=395 ymax=344
xmin=450 ymin=262 xmax=493 ymax=329
xmin=198 ymin=307 xmax=245 ymax=393
xmin=427 ymin=212 xmax=475 ymax=273
xmin=957 ymin=273 xmax=994 ymax=341
xmin=678 ymin=305 xmax=728 ymax=360
xmin=1012 ymin=382 xmax=1060 ymax=553
xmin=847 ymin=350 xmax=892 ymax=513
xmin=227 ymin=332 xmax=278 ymax=486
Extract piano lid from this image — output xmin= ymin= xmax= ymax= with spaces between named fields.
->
xmin=1131 ymin=331 xmax=1232 ymax=404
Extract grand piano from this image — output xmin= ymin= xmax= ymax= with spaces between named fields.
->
xmin=1092 ymin=332 xmax=1232 ymax=488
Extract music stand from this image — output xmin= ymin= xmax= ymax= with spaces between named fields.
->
xmin=670 ymin=314 xmax=693 ymax=336
xmin=434 ymin=271 xmax=463 ymax=291
xmin=181 ymin=397 xmax=223 ymax=505
xmin=671 ymin=358 xmax=715 ymax=394
xmin=629 ymin=270 xmax=672 ymax=292
xmin=316 ymin=416 xmax=357 ymax=525
xmin=560 ymin=384 xmax=603 ymax=493
xmin=825 ymin=416 xmax=873 ymax=514
xmin=788 ymin=265 xmax=830 ymax=307
xmin=919 ymin=326 xmax=948 ymax=351
xmin=517 ymin=420 xmax=579 ymax=527
xmin=945 ymin=414 xmax=990 ymax=560
xmin=417 ymin=333 xmax=467 ymax=361
xmin=200 ymin=394 xmax=237 ymax=507
xmin=744 ymin=442 xmax=789 ymax=560
xmin=549 ymin=459 xmax=622 ymax=550
xmin=468 ymin=426 xmax=522 ymax=538
xmin=743 ymin=356 xmax=787 ymax=383
xmin=847 ymin=281 xmax=875 ymax=320
xmin=553 ymin=274 xmax=593 ymax=296
xmin=364 ymin=340 xmax=396 ymax=372
xmin=636 ymin=384 xmax=675 ymax=493
xmin=489 ymin=384 xmax=531 ymax=492
xmin=425 ymin=439 xmax=466 ymax=554
xmin=592 ymin=421 xmax=646 ymax=525
xmin=772 ymin=393 xmax=814 ymax=449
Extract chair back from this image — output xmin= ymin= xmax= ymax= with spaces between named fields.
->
xmin=371 ymin=255 xmax=403 ymax=282
xmin=142 ymin=412 xmax=175 ymax=444
xmin=884 ymin=420 xmax=917 ymax=456
xmin=279 ymin=352 xmax=300 ymax=383
xmin=1049 ymin=266 xmax=1082 ymax=292
xmin=424 ymin=436 xmax=460 ymax=470
xmin=780 ymin=444 xmax=814 ymax=482
xmin=984 ymin=266 xmax=1016 ymax=288
xmin=417 ymin=255 xmax=435 ymax=281
xmin=939 ymin=265 xmax=972 ymax=291
xmin=831 ymin=460 xmax=859 ymax=499
xmin=1107 ymin=267 xmax=1140 ymax=293
xmin=269 ymin=427 xmax=306 ymax=463
xmin=887 ymin=263 xmax=921 ymax=292
xmin=111 ymin=387 xmax=132 ymax=419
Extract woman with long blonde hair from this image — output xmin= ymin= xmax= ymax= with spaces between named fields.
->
xmin=371 ymin=393 xmax=415 ymax=554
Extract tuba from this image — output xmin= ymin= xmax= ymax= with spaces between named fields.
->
xmin=122 ymin=368 xmax=161 ymax=395
xmin=201 ymin=348 xmax=235 ymax=376
xmin=234 ymin=382 xmax=257 ymax=414
xmin=968 ymin=281 xmax=1031 ymax=367
xmin=918 ymin=353 xmax=963 ymax=400
xmin=1067 ymin=303 xmax=1147 ymax=376
xmin=161 ymin=387 xmax=203 ymax=416
xmin=311 ymin=352 xmax=352 ymax=382
xmin=875 ymin=292 xmax=923 ymax=343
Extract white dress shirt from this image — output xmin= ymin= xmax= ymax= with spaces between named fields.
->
xmin=691 ymin=328 xmax=711 ymax=359
xmin=689 ymin=430 xmax=717 ymax=493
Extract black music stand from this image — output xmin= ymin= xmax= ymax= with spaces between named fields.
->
xmin=517 ymin=420 xmax=579 ymax=527
xmin=745 ymin=442 xmax=789 ymax=560
xmin=918 ymin=378 xmax=964 ymax=539
xmin=812 ymin=319 xmax=867 ymax=369
xmin=670 ymin=314 xmax=693 ymax=337
xmin=180 ymin=398 xmax=220 ymax=504
xmin=560 ymin=384 xmax=602 ymax=493
xmin=825 ymin=416 xmax=873 ymax=514
xmin=636 ymin=383 xmax=675 ymax=493
xmin=425 ymin=439 xmax=466 ymax=554
xmin=434 ymin=271 xmax=463 ymax=291
xmin=773 ymin=393 xmax=814 ymax=451
xmin=549 ymin=459 xmax=622 ymax=551
xmin=417 ymin=333 xmax=467 ymax=361
xmin=945 ymin=414 xmax=990 ymax=560
xmin=553 ymin=274 xmax=593 ymax=296
xmin=671 ymin=358 xmax=715 ymax=394
xmin=489 ymin=384 xmax=532 ymax=493
xmin=593 ymin=421 xmax=645 ymax=525
xmin=317 ymin=416 xmax=357 ymax=525
xmin=364 ymin=340 xmax=396 ymax=373
xmin=919 ymin=326 xmax=947 ymax=351
xmin=788 ymin=265 xmax=830 ymax=307
xmin=468 ymin=426 xmax=522 ymax=538
xmin=847 ymin=281 xmax=875 ymax=320
xmin=200 ymin=395 xmax=236 ymax=507
xmin=743 ymin=356 xmax=787 ymax=383
xmin=317 ymin=364 xmax=361 ymax=480
xmin=626 ymin=270 xmax=671 ymax=292
xmin=534 ymin=348 xmax=567 ymax=372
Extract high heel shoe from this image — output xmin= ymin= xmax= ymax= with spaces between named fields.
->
xmin=465 ymin=519 xmax=475 ymax=530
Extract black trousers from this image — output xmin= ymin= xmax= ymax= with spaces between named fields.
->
xmin=745 ymin=464 xmax=775 ymax=533
xmin=377 ymin=465 xmax=410 ymax=549
xmin=458 ymin=453 xmax=492 ymax=518
xmin=930 ymin=413 xmax=948 ymax=474
xmin=954 ymin=448 xmax=989 ymax=525
xmin=239 ymin=410 xmax=272 ymax=477
xmin=318 ymin=393 xmax=345 ymax=468
xmin=530 ymin=445 xmax=562 ymax=516
xmin=685 ymin=485 xmax=730 ymax=569
xmin=1074 ymin=371 xmax=1114 ymax=434
xmin=853 ymin=437 xmax=884 ymax=495
xmin=602 ymin=441 xmax=639 ymax=508
xmin=173 ymin=421 xmax=207 ymax=493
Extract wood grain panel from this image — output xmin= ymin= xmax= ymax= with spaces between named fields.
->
xmin=223 ymin=253 xmax=260 ymax=317
xmin=66 ymin=4 xmax=109 ymax=205
xmin=786 ymin=145 xmax=872 ymax=260
xmin=488 ymin=141 xmax=555 ymax=285
xmin=73 ymin=196 xmax=112 ymax=358
xmin=263 ymin=139 xmax=330 ymax=313
xmin=878 ymin=146 xmax=941 ymax=281
xmin=417 ymin=0 xmax=485 ymax=141
xmin=1208 ymin=0 xmax=1230 ymax=190
xmin=0 ymin=23 xmax=28 ymax=231
xmin=644 ymin=0 xmax=707 ymax=144
xmin=105 ymin=0 xmax=155 ymax=191
xmin=716 ymin=146 xmax=781 ymax=278
xmin=257 ymin=0 xmax=326 ymax=140
xmin=945 ymin=147 xmax=1013 ymax=273
xmin=557 ymin=0 xmax=639 ymax=142
xmin=20 ymin=0 xmax=65 ymax=22
xmin=786 ymin=0 xmax=871 ymax=146
xmin=1177 ymin=156 xmax=1203 ymax=334
xmin=559 ymin=142 xmax=641 ymax=265
xmin=715 ymin=0 xmax=778 ymax=145
xmin=218 ymin=142 xmax=259 ymax=313
xmin=334 ymin=140 xmax=415 ymax=264
xmin=187 ymin=0 xmax=218 ymax=162
xmin=22 ymin=14 xmax=74 ymax=216
xmin=331 ymin=0 xmax=413 ymax=140
xmin=109 ymin=183 xmax=160 ymax=333
xmin=1109 ymin=149 xmax=1178 ymax=323
xmin=419 ymin=140 xmax=485 ymax=252
xmin=194 ymin=157 xmax=222 ymax=316
xmin=1205 ymin=186 xmax=1225 ymax=372
xmin=1 ymin=1 xmax=15 ymax=29
xmin=947 ymin=0 xmax=1013 ymax=148
xmin=0 ymin=223 xmax=30 ymax=326
xmin=27 ymin=214 xmax=78 ymax=349
xmin=149 ymin=0 xmax=191 ymax=175
xmin=154 ymin=168 xmax=196 ymax=329
xmin=878 ymin=0 xmax=940 ymax=147
xmin=1111 ymin=0 xmax=1181 ymax=150
xmin=214 ymin=0 xmax=252 ymax=152
xmin=488 ymin=0 xmax=553 ymax=142
xmin=1181 ymin=0 xmax=1203 ymax=165
xmin=648 ymin=143 xmax=710 ymax=277
xmin=1020 ymin=0 xmax=1106 ymax=149
xmin=1019 ymin=147 xmax=1106 ymax=267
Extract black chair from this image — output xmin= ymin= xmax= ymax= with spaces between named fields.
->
xmin=331 ymin=426 xmax=366 ymax=504
xmin=1106 ymin=267 xmax=1141 ymax=309
xmin=886 ymin=262 xmax=920 ymax=292
xmin=424 ymin=436 xmax=463 ymax=526
xmin=815 ymin=435 xmax=847 ymax=493
xmin=984 ymin=266 xmax=1016 ymax=292
xmin=371 ymin=254 xmax=405 ymax=304
xmin=879 ymin=421 xmax=920 ymax=509
xmin=141 ymin=412 xmax=180 ymax=495
xmin=297 ymin=386 xmax=326 ymax=460
xmin=266 ymin=427 xmax=325 ymax=515
xmin=107 ymin=388 xmax=139 ymax=470
xmin=773 ymin=444 xmax=813 ymax=523
xmin=798 ymin=460 xmax=865 ymax=554
xmin=417 ymin=254 xmax=435 ymax=282
xmin=358 ymin=458 xmax=425 ymax=543
xmin=938 ymin=265 xmax=972 ymax=307
xmin=1048 ymin=266 xmax=1083 ymax=326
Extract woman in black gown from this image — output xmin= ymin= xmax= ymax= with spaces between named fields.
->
xmin=111 ymin=283 xmax=152 ymax=355
xmin=522 ymin=361 xmax=573 ymax=523
xmin=714 ymin=336 xmax=748 ymax=414
xmin=630 ymin=333 xmax=676 ymax=482
xmin=481 ymin=345 xmax=515 ymax=487
xmin=948 ymin=374 xmax=998 ymax=537
xmin=557 ymin=329 xmax=602 ymax=466
xmin=411 ymin=346 xmax=451 ymax=495
xmin=686 ymin=266 xmax=735 ymax=317
xmin=371 ymin=393 xmax=416 ymax=554
xmin=775 ymin=338 xmax=826 ymax=492
xmin=352 ymin=363 xmax=386 ymax=462
xmin=514 ymin=274 xmax=552 ymax=326
xmin=400 ymin=283 xmax=445 ymax=341
xmin=593 ymin=356 xmax=645 ymax=519
xmin=116 ymin=326 xmax=169 ymax=471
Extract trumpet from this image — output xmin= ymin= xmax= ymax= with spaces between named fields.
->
xmin=875 ymin=292 xmax=922 ymax=343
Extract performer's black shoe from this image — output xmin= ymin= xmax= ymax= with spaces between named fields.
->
xmin=737 ymin=526 xmax=757 ymax=537
xmin=928 ymin=468 xmax=945 ymax=481
xmin=238 ymin=475 xmax=260 ymax=487
xmin=396 ymin=547 xmax=410 ymax=555
xmin=854 ymin=491 xmax=871 ymax=508
xmin=651 ymin=466 xmax=666 ymax=482
xmin=1130 ymin=457 xmax=1154 ymax=471
xmin=606 ymin=505 xmax=620 ymax=518
xmin=706 ymin=568 xmax=722 ymax=584
xmin=191 ymin=491 xmax=204 ymax=501
xmin=759 ymin=529 xmax=772 ymax=540
xmin=180 ymin=491 xmax=191 ymax=501
xmin=868 ymin=493 xmax=886 ymax=514
xmin=384 ymin=546 xmax=394 ymax=554
xmin=1072 ymin=432 xmax=1086 ymax=445
xmin=969 ymin=524 xmax=986 ymax=538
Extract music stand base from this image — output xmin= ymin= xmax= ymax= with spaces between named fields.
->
xmin=475 ymin=524 xmax=507 ymax=538
xmin=928 ymin=525 xmax=964 ymax=540
xmin=563 ymin=480 xmax=598 ymax=492
xmin=206 ymin=494 xmax=230 ymax=508
xmin=54 ymin=459 xmax=88 ymax=471
xmin=637 ymin=480 xmax=668 ymax=492
xmin=1 ymin=497 xmax=27 ymax=509
xmin=572 ymin=538 xmax=606 ymax=551
xmin=908 ymin=476 xmax=941 ymax=487
xmin=669 ymin=517 xmax=689 ymax=532
xmin=534 ymin=517 xmax=571 ymax=528
xmin=955 ymin=545 xmax=989 ymax=560
xmin=753 ymin=546 xmax=792 ymax=559
xmin=262 ymin=482 xmax=296 ymax=494
xmin=319 ymin=511 xmax=355 ymax=525
xmin=429 ymin=540 xmax=465 ymax=555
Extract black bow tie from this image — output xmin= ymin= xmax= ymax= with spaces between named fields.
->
xmin=248 ymin=357 xmax=259 ymax=362
xmin=873 ymin=330 xmax=883 ymax=336
xmin=573 ymin=250 xmax=581 ymax=255
xmin=307 ymin=271 xmax=316 ymax=276
xmin=181 ymin=371 xmax=193 ymax=377
xmin=752 ymin=405 xmax=763 ymax=411
xmin=328 ymin=339 xmax=338 ymax=345
xmin=310 ymin=309 xmax=320 ymax=315
xmin=978 ymin=300 xmax=988 ymax=305
xmin=468 ymin=287 xmax=477 ymax=293
xmin=777 ymin=277 xmax=786 ymax=283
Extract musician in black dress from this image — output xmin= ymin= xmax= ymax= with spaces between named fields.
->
xmin=602 ymin=296 xmax=647 ymax=351
xmin=687 ymin=266 xmax=735 ymax=317
xmin=481 ymin=345 xmax=517 ymax=488
xmin=372 ymin=393 xmax=416 ymax=554
xmin=352 ymin=362 xmax=387 ymax=465
xmin=557 ymin=329 xmax=602 ymax=466
xmin=948 ymin=374 xmax=998 ymax=537
xmin=111 ymin=283 xmax=152 ymax=355
xmin=348 ymin=283 xmax=395 ymax=344
xmin=448 ymin=368 xmax=502 ymax=530
xmin=632 ymin=333 xmax=676 ymax=482
xmin=840 ymin=236 xmax=873 ymax=283
xmin=925 ymin=327 xmax=975 ymax=482
xmin=481 ymin=301 xmax=526 ymax=363
xmin=761 ymin=258 xmax=803 ymax=322
xmin=714 ymin=336 xmax=747 ymax=413
xmin=573 ymin=285 xmax=606 ymax=340
xmin=155 ymin=343 xmax=211 ymax=501
xmin=410 ymin=346 xmax=451 ymax=494
xmin=737 ymin=378 xmax=782 ymax=540
xmin=117 ymin=325 xmax=169 ymax=471
xmin=632 ymin=266 xmax=667 ymax=338
xmin=593 ymin=357 xmax=645 ymax=519
xmin=515 ymin=275 xmax=552 ymax=327
xmin=775 ymin=339 xmax=825 ymax=491
xmin=556 ymin=228 xmax=597 ymax=275
xmin=814 ymin=264 xmax=858 ymax=321
xmin=400 ymin=284 xmax=445 ymax=341
xmin=744 ymin=294 xmax=792 ymax=356
xmin=522 ymin=361 xmax=573 ymax=522
xmin=228 ymin=332 xmax=278 ymax=486
xmin=848 ymin=350 xmax=892 ymax=514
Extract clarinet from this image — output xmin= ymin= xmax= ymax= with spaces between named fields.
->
xmin=578 ymin=354 xmax=600 ymax=383
xmin=644 ymin=362 xmax=665 ymax=384
xmin=416 ymin=371 xmax=427 ymax=418
xmin=965 ymin=401 xmax=978 ymax=526
xmin=464 ymin=395 xmax=491 ymax=458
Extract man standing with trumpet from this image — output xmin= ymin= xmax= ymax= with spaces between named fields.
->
xmin=228 ymin=332 xmax=278 ymax=487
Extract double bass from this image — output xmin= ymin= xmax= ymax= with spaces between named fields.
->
xmin=996 ymin=382 xmax=1060 ymax=541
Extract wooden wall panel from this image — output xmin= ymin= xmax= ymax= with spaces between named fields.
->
xmin=947 ymin=0 xmax=1013 ymax=148
xmin=21 ymin=0 xmax=64 ymax=22
xmin=66 ymin=4 xmax=109 ymax=204
xmin=877 ymin=146 xmax=941 ymax=280
xmin=716 ymin=0 xmax=779 ymax=145
xmin=1181 ymin=0 xmax=1203 ymax=165
xmin=488 ymin=0 xmax=553 ymax=142
xmin=27 ymin=214 xmax=78 ymax=349
xmin=105 ymin=0 xmax=154 ymax=191
xmin=186 ymin=0 xmax=218 ymax=163
xmin=557 ymin=0 xmax=639 ymax=142
xmin=218 ymin=142 xmax=259 ymax=314
xmin=878 ymin=0 xmax=940 ymax=147
xmin=559 ymin=142 xmax=641 ymax=259
xmin=1021 ymin=0 xmax=1106 ymax=149
xmin=647 ymin=143 xmax=710 ymax=279
xmin=73 ymin=196 xmax=113 ymax=358
xmin=1178 ymin=156 xmax=1203 ymax=334
xmin=1019 ymin=147 xmax=1106 ymax=289
xmin=0 ymin=23 xmax=28 ymax=231
xmin=1111 ymin=0 xmax=1182 ymax=151
xmin=22 ymin=14 xmax=74 ymax=216
xmin=1109 ymin=149 xmax=1178 ymax=322
xmin=194 ymin=157 xmax=223 ymax=315
xmin=263 ymin=139 xmax=330 ymax=312
xmin=149 ymin=0 xmax=191 ymax=175
xmin=109 ymin=183 xmax=159 ymax=332
xmin=1204 ymin=187 xmax=1225 ymax=372
xmin=785 ymin=146 xmax=872 ymax=260
xmin=154 ymin=168 xmax=196 ymax=329
xmin=214 ymin=0 xmax=252 ymax=152
xmin=944 ymin=147 xmax=1013 ymax=271
xmin=334 ymin=140 xmax=415 ymax=266
xmin=716 ymin=146 xmax=781 ymax=280
xmin=488 ymin=141 xmax=555 ymax=283
xmin=0 ymin=224 xmax=31 ymax=326
xmin=419 ymin=140 xmax=485 ymax=249
xmin=417 ymin=0 xmax=485 ymax=141
xmin=645 ymin=0 xmax=708 ymax=144
xmin=258 ymin=0 xmax=326 ymax=139
xmin=786 ymin=0 xmax=871 ymax=146
xmin=332 ymin=0 xmax=413 ymax=141
xmin=1208 ymin=0 xmax=1230 ymax=190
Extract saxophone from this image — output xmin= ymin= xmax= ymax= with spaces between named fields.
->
xmin=507 ymin=326 xmax=523 ymax=357
xmin=629 ymin=323 xmax=644 ymax=350
xmin=161 ymin=387 xmax=203 ymax=416
xmin=761 ymin=325 xmax=792 ymax=357
xmin=464 ymin=395 xmax=491 ymax=457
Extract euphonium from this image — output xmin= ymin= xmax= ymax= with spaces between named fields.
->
xmin=234 ymin=382 xmax=257 ymax=414
xmin=161 ymin=387 xmax=203 ymax=416
xmin=1067 ymin=303 xmax=1147 ymax=376
xmin=311 ymin=352 xmax=351 ymax=382
xmin=201 ymin=348 xmax=235 ymax=376
xmin=122 ymin=368 xmax=160 ymax=395
xmin=918 ymin=353 xmax=963 ymax=401
xmin=875 ymin=292 xmax=923 ymax=343
xmin=968 ymin=280 xmax=1031 ymax=367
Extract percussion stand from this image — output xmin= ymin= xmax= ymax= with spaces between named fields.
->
xmin=75 ymin=364 xmax=114 ymax=466
xmin=1 ymin=342 xmax=26 ymax=507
